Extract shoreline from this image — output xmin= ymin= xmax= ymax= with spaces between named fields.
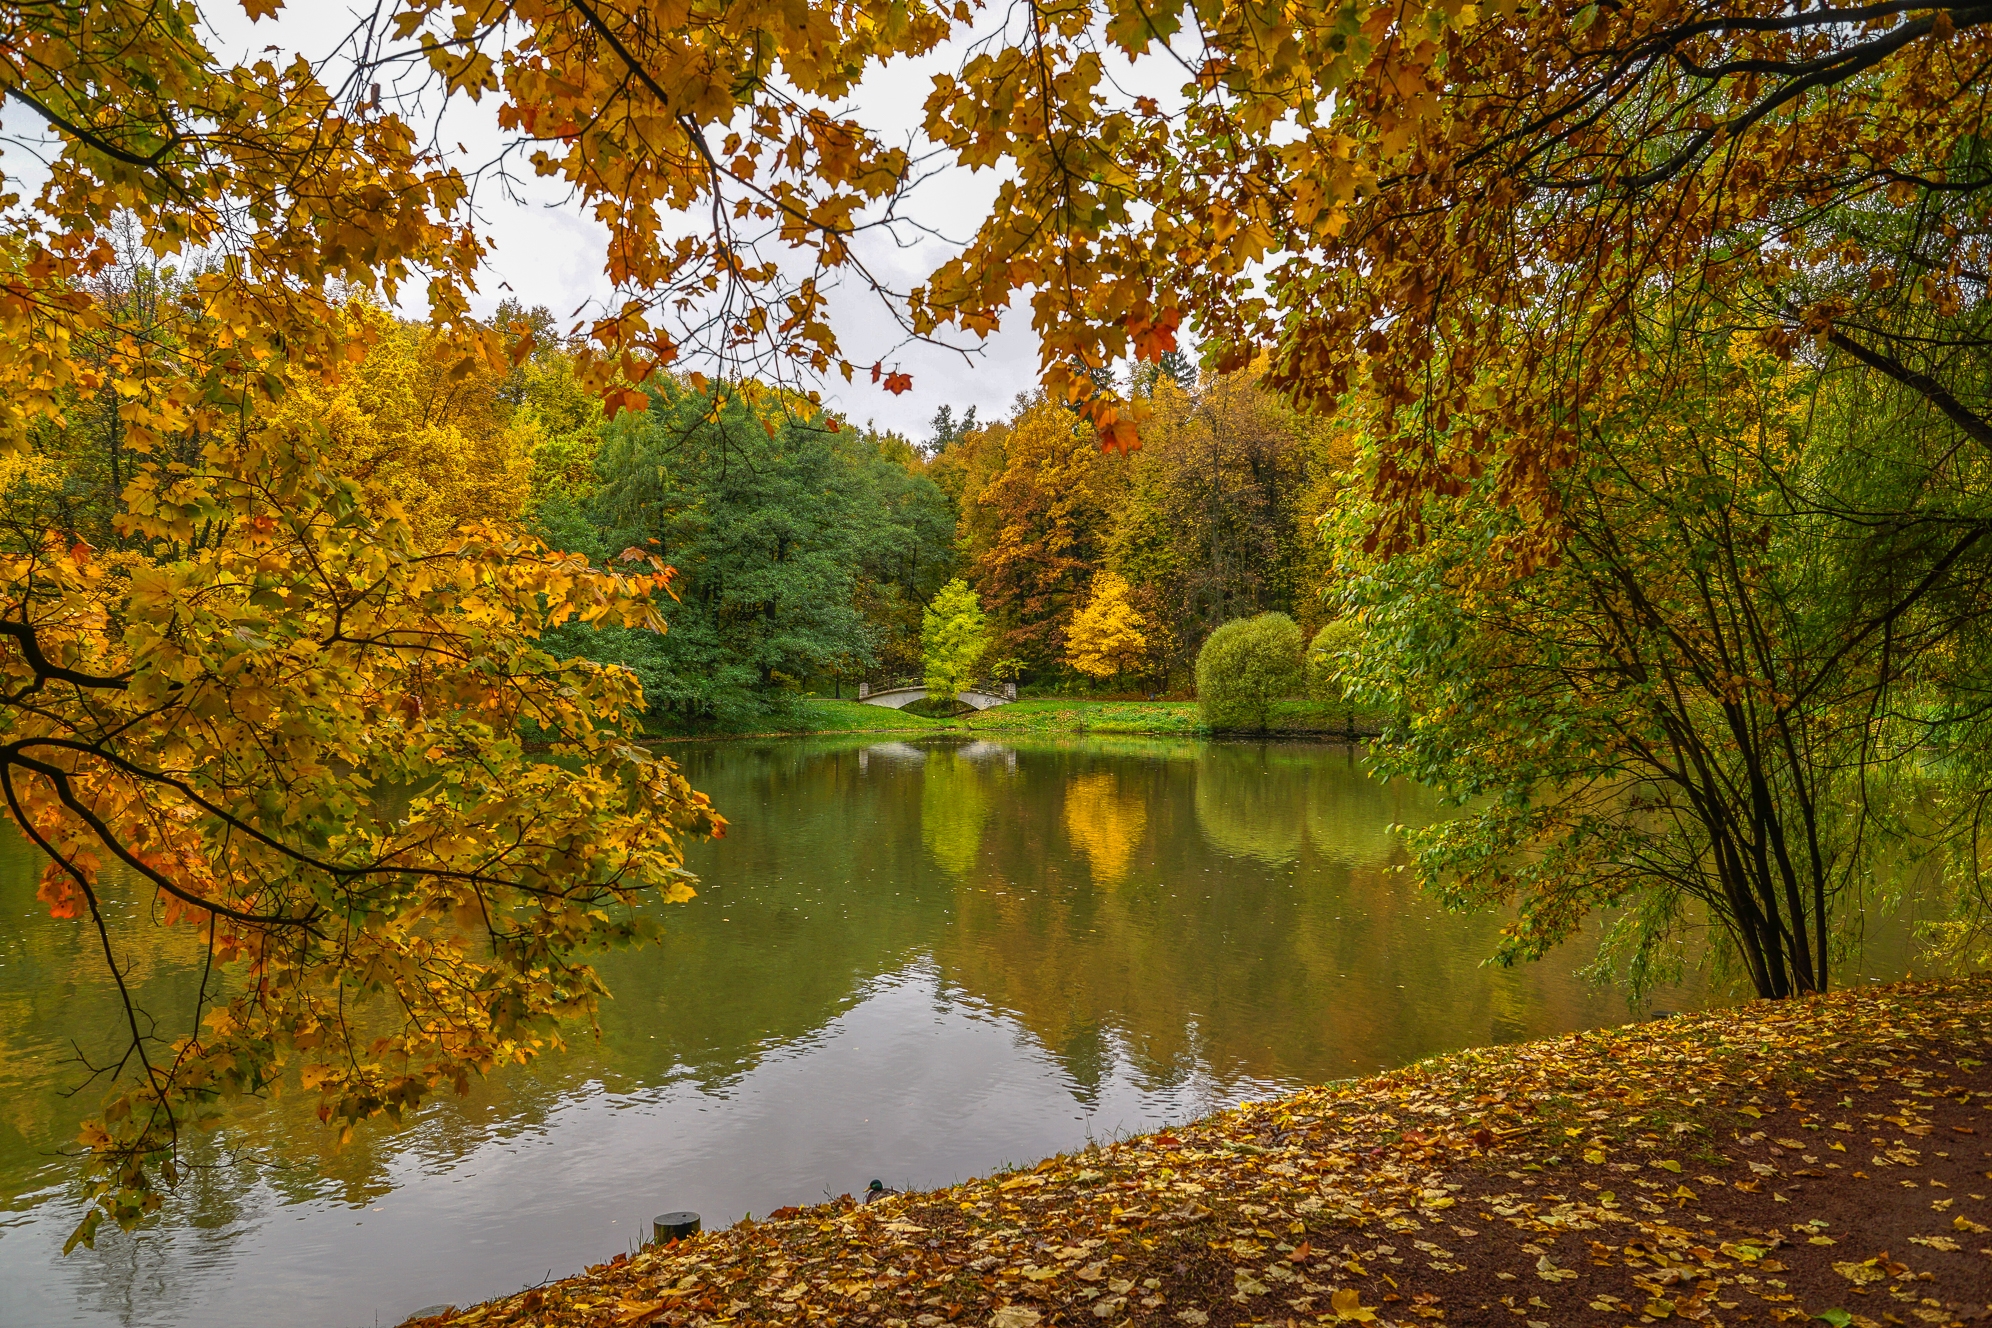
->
xmin=641 ymin=698 xmax=1387 ymax=744
xmin=404 ymin=976 xmax=1992 ymax=1328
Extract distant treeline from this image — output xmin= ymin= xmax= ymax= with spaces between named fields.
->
xmin=480 ymin=323 xmax=1351 ymax=726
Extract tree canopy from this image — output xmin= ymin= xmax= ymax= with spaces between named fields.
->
xmin=542 ymin=383 xmax=955 ymax=725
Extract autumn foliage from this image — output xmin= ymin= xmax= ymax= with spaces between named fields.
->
xmin=5 ymin=0 xmax=1991 ymax=1251
xmin=1065 ymin=573 xmax=1149 ymax=682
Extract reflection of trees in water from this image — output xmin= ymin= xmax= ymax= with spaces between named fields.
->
xmin=933 ymin=742 xmax=1702 ymax=1100
xmin=3 ymin=734 xmax=1721 ymax=1316
xmin=1192 ymin=742 xmax=1426 ymax=869
xmin=1062 ymin=772 xmax=1149 ymax=887
xmin=1298 ymin=749 xmax=1431 ymax=869
xmin=1192 ymin=745 xmax=1304 ymax=864
xmin=922 ymin=750 xmax=991 ymax=877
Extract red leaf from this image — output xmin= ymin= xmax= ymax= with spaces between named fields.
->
xmin=882 ymin=371 xmax=913 ymax=395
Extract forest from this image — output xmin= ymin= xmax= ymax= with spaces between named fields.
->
xmin=15 ymin=268 xmax=1349 ymax=728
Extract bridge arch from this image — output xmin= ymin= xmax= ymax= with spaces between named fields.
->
xmin=857 ymin=680 xmax=1016 ymax=710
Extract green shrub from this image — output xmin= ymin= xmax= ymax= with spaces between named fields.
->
xmin=1195 ymin=613 xmax=1304 ymax=731
xmin=1306 ymin=618 xmax=1360 ymax=700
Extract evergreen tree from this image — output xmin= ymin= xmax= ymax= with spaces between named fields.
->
xmin=555 ymin=384 xmax=954 ymax=725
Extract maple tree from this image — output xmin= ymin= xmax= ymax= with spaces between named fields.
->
xmin=324 ymin=0 xmax=1992 ymax=498
xmin=1065 ymin=572 xmax=1149 ymax=682
xmin=0 ymin=3 xmax=728 ymax=1250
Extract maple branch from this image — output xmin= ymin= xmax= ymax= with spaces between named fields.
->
xmin=3 ymin=748 xmax=325 ymax=931
xmin=13 ymin=734 xmax=643 ymax=906
xmin=0 ymin=614 xmax=133 ymax=694
xmin=2 ymin=84 xmax=185 ymax=174
xmin=566 ymin=0 xmax=676 ymax=114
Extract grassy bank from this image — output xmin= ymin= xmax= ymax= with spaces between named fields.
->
xmin=640 ymin=698 xmax=943 ymax=740
xmin=408 ymin=977 xmax=1992 ymax=1328
xmin=964 ymin=698 xmax=1372 ymax=737
xmin=645 ymin=698 xmax=1380 ymax=741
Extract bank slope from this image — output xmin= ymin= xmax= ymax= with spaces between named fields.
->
xmin=407 ymin=977 xmax=1992 ymax=1328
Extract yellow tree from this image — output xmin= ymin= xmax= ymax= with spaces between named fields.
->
xmin=1065 ymin=572 xmax=1149 ymax=682
xmin=272 ymin=306 xmax=538 ymax=549
xmin=0 ymin=3 xmax=717 ymax=1248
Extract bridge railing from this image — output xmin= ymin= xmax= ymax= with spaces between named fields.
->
xmin=857 ymin=677 xmax=1017 ymax=701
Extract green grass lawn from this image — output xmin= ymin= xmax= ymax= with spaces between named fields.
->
xmin=642 ymin=697 xmax=942 ymax=739
xmin=647 ymin=695 xmax=1381 ymax=739
xmin=966 ymin=696 xmax=1373 ymax=736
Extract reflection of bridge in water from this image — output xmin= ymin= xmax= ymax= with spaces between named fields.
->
xmin=857 ymin=677 xmax=1017 ymax=710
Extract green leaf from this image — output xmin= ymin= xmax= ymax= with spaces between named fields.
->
xmin=63 ymin=1209 xmax=103 ymax=1255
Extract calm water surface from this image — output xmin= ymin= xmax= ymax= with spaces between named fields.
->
xmin=0 ymin=736 xmax=1903 ymax=1326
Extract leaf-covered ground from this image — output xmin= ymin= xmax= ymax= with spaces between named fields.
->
xmin=407 ymin=977 xmax=1992 ymax=1328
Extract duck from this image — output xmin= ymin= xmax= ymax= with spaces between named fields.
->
xmin=863 ymin=1179 xmax=900 ymax=1205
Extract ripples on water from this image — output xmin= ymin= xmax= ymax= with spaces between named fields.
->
xmin=0 ymin=735 xmax=1905 ymax=1326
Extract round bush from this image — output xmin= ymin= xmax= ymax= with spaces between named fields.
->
xmin=1195 ymin=613 xmax=1304 ymax=731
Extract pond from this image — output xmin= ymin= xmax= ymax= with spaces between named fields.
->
xmin=0 ymin=735 xmax=1911 ymax=1326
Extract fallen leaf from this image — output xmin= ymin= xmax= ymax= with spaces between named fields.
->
xmin=1330 ymin=1287 xmax=1378 ymax=1322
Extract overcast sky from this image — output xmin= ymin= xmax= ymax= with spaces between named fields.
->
xmin=189 ymin=3 xmax=1050 ymax=443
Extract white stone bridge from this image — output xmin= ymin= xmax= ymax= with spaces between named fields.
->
xmin=857 ymin=678 xmax=1017 ymax=710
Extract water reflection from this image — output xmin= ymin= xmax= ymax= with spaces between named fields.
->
xmin=1062 ymin=772 xmax=1147 ymax=887
xmin=4 ymin=735 xmax=1728 ymax=1327
xmin=921 ymin=748 xmax=993 ymax=877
